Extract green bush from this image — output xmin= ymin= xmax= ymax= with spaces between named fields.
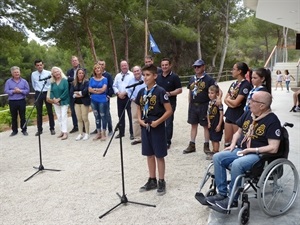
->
xmin=0 ymin=105 xmax=51 ymax=132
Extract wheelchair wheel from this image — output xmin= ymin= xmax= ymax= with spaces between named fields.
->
xmin=257 ymin=158 xmax=299 ymax=216
xmin=238 ymin=205 xmax=249 ymax=225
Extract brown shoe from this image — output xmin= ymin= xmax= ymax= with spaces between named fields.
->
xmin=203 ymin=142 xmax=211 ymax=154
xmin=183 ymin=142 xmax=196 ymax=154
xmin=61 ymin=133 xmax=68 ymax=140
xmin=93 ymin=131 xmax=101 ymax=141
xmin=57 ymin=132 xmax=63 ymax=138
xmin=101 ymin=131 xmax=106 ymax=141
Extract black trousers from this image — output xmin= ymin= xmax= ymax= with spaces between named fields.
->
xmin=35 ymin=91 xmax=55 ymax=131
xmin=9 ymin=99 xmax=26 ymax=133
xmin=117 ymin=96 xmax=133 ymax=136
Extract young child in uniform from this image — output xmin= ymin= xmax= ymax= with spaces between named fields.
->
xmin=135 ymin=64 xmax=172 ymax=196
xmin=206 ymin=85 xmax=224 ymax=160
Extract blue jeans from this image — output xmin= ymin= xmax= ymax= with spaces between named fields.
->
xmin=91 ymin=101 xmax=108 ymax=131
xmin=286 ymin=81 xmax=290 ymax=91
xmin=213 ymin=148 xmax=260 ymax=200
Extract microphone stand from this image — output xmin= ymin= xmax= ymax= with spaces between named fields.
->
xmin=24 ymin=79 xmax=60 ymax=182
xmin=99 ymin=84 xmax=156 ymax=219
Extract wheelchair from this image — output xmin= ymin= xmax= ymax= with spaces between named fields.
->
xmin=195 ymin=122 xmax=299 ymax=225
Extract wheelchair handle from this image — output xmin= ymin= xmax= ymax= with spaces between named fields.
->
xmin=283 ymin=122 xmax=294 ymax=128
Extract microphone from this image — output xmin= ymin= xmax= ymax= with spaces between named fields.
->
xmin=125 ymin=80 xmax=144 ymax=88
xmin=39 ymin=75 xmax=52 ymax=81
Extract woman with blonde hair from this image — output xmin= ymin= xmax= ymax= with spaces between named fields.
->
xmin=89 ymin=64 xmax=108 ymax=141
xmin=50 ymin=67 xmax=70 ymax=140
xmin=70 ymin=68 xmax=91 ymax=140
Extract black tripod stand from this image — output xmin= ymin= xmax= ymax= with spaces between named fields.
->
xmin=24 ymin=79 xmax=60 ymax=182
xmin=99 ymin=85 xmax=156 ymax=219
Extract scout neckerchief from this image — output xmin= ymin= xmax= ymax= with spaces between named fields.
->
xmin=207 ymin=99 xmax=216 ymax=115
xmin=192 ymin=75 xmax=204 ymax=99
xmin=142 ymin=84 xmax=157 ymax=119
xmin=240 ymin=109 xmax=271 ymax=148
xmin=229 ymin=79 xmax=245 ymax=99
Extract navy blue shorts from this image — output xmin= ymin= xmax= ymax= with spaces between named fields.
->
xmin=209 ymin=128 xmax=223 ymax=142
xmin=225 ymin=118 xmax=236 ymax=124
xmin=187 ymin=103 xmax=208 ymax=126
xmin=141 ymin=122 xmax=168 ymax=158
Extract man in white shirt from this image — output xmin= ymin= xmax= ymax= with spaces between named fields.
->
xmin=112 ymin=60 xmax=134 ymax=139
xmin=31 ymin=59 xmax=55 ymax=136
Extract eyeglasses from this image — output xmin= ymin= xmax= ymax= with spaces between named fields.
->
xmin=250 ymin=98 xmax=265 ymax=104
xmin=194 ymin=65 xmax=202 ymax=68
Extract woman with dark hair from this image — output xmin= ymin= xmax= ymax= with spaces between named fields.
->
xmin=223 ymin=62 xmax=252 ymax=147
xmin=244 ymin=68 xmax=272 ymax=111
xmin=70 ymin=68 xmax=91 ymax=141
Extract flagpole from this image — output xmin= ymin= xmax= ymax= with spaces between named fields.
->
xmin=145 ymin=0 xmax=149 ymax=57
xmin=145 ymin=19 xmax=148 ymax=57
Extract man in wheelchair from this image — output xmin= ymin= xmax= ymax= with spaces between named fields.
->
xmin=203 ymin=91 xmax=282 ymax=211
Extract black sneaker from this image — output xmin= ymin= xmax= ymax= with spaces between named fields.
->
xmin=9 ymin=131 xmax=18 ymax=137
xmin=139 ymin=178 xmax=157 ymax=192
xmin=50 ymin=129 xmax=56 ymax=135
xmin=22 ymin=131 xmax=28 ymax=136
xmin=206 ymin=194 xmax=227 ymax=206
xmin=70 ymin=127 xmax=78 ymax=133
xmin=35 ymin=131 xmax=42 ymax=136
xmin=215 ymin=197 xmax=238 ymax=210
xmin=157 ymin=180 xmax=166 ymax=196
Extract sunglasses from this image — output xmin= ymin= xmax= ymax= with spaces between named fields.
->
xmin=194 ymin=65 xmax=203 ymax=68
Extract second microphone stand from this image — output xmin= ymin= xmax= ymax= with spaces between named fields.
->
xmin=24 ymin=79 xmax=60 ymax=182
xmin=99 ymin=84 xmax=156 ymax=219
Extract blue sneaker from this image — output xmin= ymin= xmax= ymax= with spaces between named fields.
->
xmin=206 ymin=194 xmax=226 ymax=205
xmin=215 ymin=197 xmax=238 ymax=210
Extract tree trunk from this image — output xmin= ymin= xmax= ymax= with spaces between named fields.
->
xmin=124 ymin=16 xmax=129 ymax=63
xmin=108 ymin=21 xmax=119 ymax=74
xmin=84 ymin=17 xmax=97 ymax=63
xmin=217 ymin=0 xmax=230 ymax=82
xmin=283 ymin=27 xmax=288 ymax=62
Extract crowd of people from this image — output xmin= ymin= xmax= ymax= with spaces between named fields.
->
xmin=3 ymin=56 xmax=299 ymax=198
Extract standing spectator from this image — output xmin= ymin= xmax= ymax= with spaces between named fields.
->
xmin=31 ymin=59 xmax=55 ymax=136
xmin=223 ymin=62 xmax=252 ymax=147
xmin=89 ymin=64 xmax=108 ymax=141
xmin=90 ymin=60 xmax=114 ymax=136
xmin=70 ymin=68 xmax=91 ymax=141
xmin=284 ymin=69 xmax=295 ymax=93
xmin=183 ymin=59 xmax=219 ymax=154
xmin=135 ymin=64 xmax=172 ymax=196
xmin=112 ymin=60 xmax=134 ymax=140
xmin=274 ymin=70 xmax=283 ymax=91
xmin=127 ymin=65 xmax=146 ymax=145
xmin=50 ymin=67 xmax=70 ymax=140
xmin=206 ymin=85 xmax=224 ymax=160
xmin=156 ymin=58 xmax=182 ymax=149
xmin=4 ymin=66 xmax=30 ymax=136
xmin=144 ymin=55 xmax=162 ymax=74
xmin=244 ymin=68 xmax=272 ymax=111
xmin=66 ymin=56 xmax=87 ymax=133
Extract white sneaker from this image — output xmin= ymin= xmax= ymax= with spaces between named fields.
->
xmin=76 ymin=134 xmax=83 ymax=141
xmin=82 ymin=133 xmax=89 ymax=141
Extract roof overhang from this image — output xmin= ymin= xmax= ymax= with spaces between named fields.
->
xmin=243 ymin=0 xmax=300 ymax=32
